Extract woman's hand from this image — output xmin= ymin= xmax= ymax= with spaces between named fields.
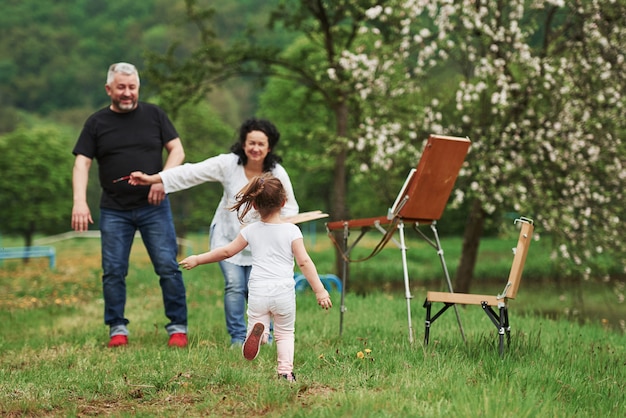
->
xmin=128 ymin=171 xmax=160 ymax=186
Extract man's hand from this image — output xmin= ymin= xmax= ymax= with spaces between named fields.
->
xmin=148 ymin=183 xmax=166 ymax=205
xmin=71 ymin=201 xmax=93 ymax=232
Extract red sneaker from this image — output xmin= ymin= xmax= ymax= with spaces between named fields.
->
xmin=108 ymin=335 xmax=128 ymax=348
xmin=242 ymin=323 xmax=264 ymax=361
xmin=168 ymin=333 xmax=188 ymax=348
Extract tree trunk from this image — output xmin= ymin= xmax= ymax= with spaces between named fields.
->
xmin=454 ymin=199 xmax=485 ymax=293
xmin=25 ymin=233 xmax=33 ymax=248
xmin=331 ymin=147 xmax=348 ymax=221
xmin=22 ymin=223 xmax=34 ymax=265
xmin=331 ymin=101 xmax=349 ymax=277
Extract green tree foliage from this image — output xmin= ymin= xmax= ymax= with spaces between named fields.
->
xmin=257 ymin=65 xmax=338 ymax=216
xmin=141 ymin=0 xmax=289 ymax=123
xmin=0 ymin=127 xmax=73 ymax=247
xmin=148 ymin=1 xmax=625 ymax=303
xmin=0 ymin=0 xmax=194 ymax=114
xmin=166 ymin=101 xmax=236 ymax=237
xmin=258 ymin=1 xmax=625 ymax=298
xmin=161 ymin=1 xmax=479 ymax=272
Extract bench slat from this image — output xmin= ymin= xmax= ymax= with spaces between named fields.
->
xmin=0 ymin=246 xmax=56 ymax=268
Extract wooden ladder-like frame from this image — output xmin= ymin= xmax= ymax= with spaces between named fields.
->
xmin=423 ymin=218 xmax=534 ymax=356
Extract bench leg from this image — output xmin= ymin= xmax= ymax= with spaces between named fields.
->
xmin=502 ymin=306 xmax=511 ymax=348
xmin=424 ymin=300 xmax=432 ymax=346
xmin=498 ymin=313 xmax=505 ymax=357
xmin=481 ymin=302 xmax=507 ymax=357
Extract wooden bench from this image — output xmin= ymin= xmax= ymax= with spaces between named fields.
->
xmin=0 ymin=246 xmax=56 ymax=269
xmin=423 ymin=218 xmax=534 ymax=356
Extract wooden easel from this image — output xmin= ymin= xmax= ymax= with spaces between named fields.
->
xmin=326 ymin=134 xmax=471 ymax=343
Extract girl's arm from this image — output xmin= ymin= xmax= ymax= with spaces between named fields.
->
xmin=179 ymin=234 xmax=248 ymax=270
xmin=292 ymin=238 xmax=332 ymax=309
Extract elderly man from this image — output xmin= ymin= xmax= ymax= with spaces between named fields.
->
xmin=71 ymin=62 xmax=188 ymax=348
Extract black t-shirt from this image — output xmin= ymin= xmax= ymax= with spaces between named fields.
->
xmin=73 ymin=102 xmax=179 ymax=210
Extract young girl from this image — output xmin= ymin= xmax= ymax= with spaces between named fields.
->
xmin=178 ymin=173 xmax=332 ymax=382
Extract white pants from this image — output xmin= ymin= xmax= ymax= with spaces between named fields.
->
xmin=246 ymin=283 xmax=296 ymax=375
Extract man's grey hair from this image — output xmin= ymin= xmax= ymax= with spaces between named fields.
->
xmin=107 ymin=62 xmax=140 ymax=86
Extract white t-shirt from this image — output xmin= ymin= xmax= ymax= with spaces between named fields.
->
xmin=159 ymin=153 xmax=299 ymax=266
xmin=239 ymin=222 xmax=303 ymax=293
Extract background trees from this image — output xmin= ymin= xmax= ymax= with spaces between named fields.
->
xmin=147 ymin=0 xmax=625 ymax=295
xmin=0 ymin=127 xmax=73 ymax=247
xmin=0 ymin=1 xmax=623 ymax=301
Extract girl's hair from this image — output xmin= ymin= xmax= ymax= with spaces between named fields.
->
xmin=230 ymin=118 xmax=283 ymax=172
xmin=231 ymin=173 xmax=287 ymax=222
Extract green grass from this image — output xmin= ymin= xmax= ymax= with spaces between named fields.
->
xmin=0 ymin=235 xmax=624 ymax=417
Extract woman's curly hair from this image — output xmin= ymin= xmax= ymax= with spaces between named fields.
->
xmin=230 ymin=118 xmax=283 ymax=172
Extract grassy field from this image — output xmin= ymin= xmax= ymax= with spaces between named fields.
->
xmin=0 ymin=233 xmax=624 ymax=417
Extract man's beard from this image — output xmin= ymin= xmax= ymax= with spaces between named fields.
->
xmin=113 ymin=98 xmax=137 ymax=112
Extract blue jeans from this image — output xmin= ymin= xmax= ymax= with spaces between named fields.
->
xmin=219 ymin=260 xmax=251 ymax=344
xmin=100 ymin=199 xmax=187 ymax=337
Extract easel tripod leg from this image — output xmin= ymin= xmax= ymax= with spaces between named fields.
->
xmin=398 ymin=222 xmax=414 ymax=344
xmin=339 ymin=225 xmax=349 ymax=336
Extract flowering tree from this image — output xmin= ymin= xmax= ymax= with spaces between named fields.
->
xmin=148 ymin=0 xmax=625 ymax=303
xmin=296 ymin=0 xmax=626 ymax=298
xmin=401 ymin=0 xmax=626 ymax=295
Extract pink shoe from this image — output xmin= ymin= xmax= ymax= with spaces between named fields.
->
xmin=168 ymin=333 xmax=188 ymax=348
xmin=242 ymin=323 xmax=264 ymax=361
xmin=108 ymin=335 xmax=128 ymax=348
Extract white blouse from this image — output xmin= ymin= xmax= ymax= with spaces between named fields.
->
xmin=159 ymin=153 xmax=299 ymax=266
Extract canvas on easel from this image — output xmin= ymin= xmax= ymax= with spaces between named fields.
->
xmin=391 ymin=134 xmax=471 ymax=222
